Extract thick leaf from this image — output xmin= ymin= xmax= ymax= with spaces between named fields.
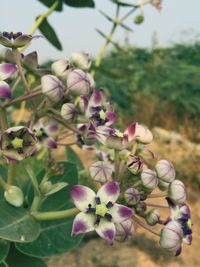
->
xmin=0 ymin=239 xmax=9 ymax=263
xmin=38 ymin=0 xmax=63 ymax=11
xmin=40 ymin=161 xmax=78 ymax=211
xmin=38 ymin=18 xmax=62 ymax=50
xmin=64 ymin=0 xmax=95 ymax=8
xmin=4 ymin=245 xmax=47 ymax=267
xmin=16 ymin=218 xmax=82 ymax=257
xmin=66 ymin=146 xmax=84 ymax=171
xmin=0 ymin=200 xmax=40 ymax=243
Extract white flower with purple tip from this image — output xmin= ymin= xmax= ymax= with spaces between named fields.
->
xmin=0 ymin=63 xmax=17 ymax=81
xmin=70 ymin=181 xmax=134 ymax=244
xmin=0 ymin=81 xmax=12 ymax=99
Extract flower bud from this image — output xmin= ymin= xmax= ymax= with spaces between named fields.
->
xmin=0 ymin=126 xmax=37 ymax=161
xmin=160 ymin=221 xmax=183 ymax=256
xmin=41 ymin=75 xmax=64 ymax=102
xmin=71 ymin=52 xmax=91 ymax=71
xmin=158 ymin=179 xmax=170 ymax=191
xmin=0 ymin=81 xmax=12 ymax=99
xmin=141 ymin=169 xmax=158 ymax=190
xmin=135 ymin=201 xmax=147 ymax=216
xmin=106 ymin=135 xmax=123 ymax=150
xmin=135 ymin=124 xmax=153 ymax=144
xmin=115 ymin=219 xmax=134 ymax=242
xmin=124 ymin=187 xmax=140 ymax=205
xmin=51 ymin=59 xmax=71 ymax=79
xmin=67 ymin=69 xmax=94 ymax=96
xmin=61 ymin=103 xmax=77 ymax=121
xmin=39 ymin=181 xmax=53 ymax=195
xmin=145 ymin=209 xmax=160 ymax=226
xmin=126 ymin=155 xmax=143 ymax=174
xmin=155 ymin=160 xmax=175 ymax=183
xmin=134 ymin=14 xmax=144 ymax=24
xmin=168 ymin=180 xmax=186 ymax=204
xmin=4 ymin=185 xmax=24 ymax=207
xmin=89 ymin=161 xmax=113 ymax=183
xmin=0 ymin=63 xmax=17 ymax=80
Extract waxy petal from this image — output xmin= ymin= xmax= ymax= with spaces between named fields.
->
xmin=95 ymin=219 xmax=116 ymax=244
xmin=0 ymin=63 xmax=17 ymax=80
xmin=70 ymin=185 xmax=96 ymax=211
xmin=97 ymin=181 xmax=120 ymax=204
xmin=72 ymin=212 xmax=95 ymax=236
xmin=0 ymin=81 xmax=12 ymax=99
xmin=109 ymin=204 xmax=134 ymax=223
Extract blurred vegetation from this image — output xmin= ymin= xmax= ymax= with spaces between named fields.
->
xmin=95 ymin=42 xmax=200 ymax=141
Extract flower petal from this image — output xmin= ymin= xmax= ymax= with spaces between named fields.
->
xmin=109 ymin=204 xmax=134 ymax=223
xmin=95 ymin=219 xmax=116 ymax=244
xmin=97 ymin=181 xmax=120 ymax=204
xmin=0 ymin=63 xmax=17 ymax=80
xmin=70 ymin=185 xmax=96 ymax=211
xmin=72 ymin=212 xmax=95 ymax=236
xmin=14 ymin=35 xmax=32 ymax=47
xmin=0 ymin=81 xmax=11 ymax=99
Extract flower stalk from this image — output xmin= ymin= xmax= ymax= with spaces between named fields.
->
xmin=31 ymin=208 xmax=79 ymax=221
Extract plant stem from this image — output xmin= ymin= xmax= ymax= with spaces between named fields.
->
xmin=91 ymin=4 xmax=120 ymax=76
xmin=147 ymin=191 xmax=168 ymax=198
xmin=31 ymin=208 xmax=79 ymax=221
xmin=146 ymin=203 xmax=169 ymax=208
xmin=0 ymin=176 xmax=9 ymax=190
xmin=7 ymin=162 xmax=16 ymax=185
xmin=132 ymin=215 xmax=161 ymax=236
xmin=0 ymin=106 xmax=8 ymax=132
xmin=2 ymin=260 xmax=9 ymax=267
xmin=31 ymin=195 xmax=42 ymax=212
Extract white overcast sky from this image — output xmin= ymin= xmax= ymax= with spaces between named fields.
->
xmin=1 ymin=0 xmax=199 ymax=62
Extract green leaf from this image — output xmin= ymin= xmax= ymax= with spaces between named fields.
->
xmin=110 ymin=0 xmax=136 ymax=7
xmin=38 ymin=0 xmax=63 ymax=11
xmin=16 ymin=218 xmax=82 ymax=257
xmin=4 ymin=245 xmax=47 ymax=267
xmin=40 ymin=161 xmax=78 ymax=211
xmin=38 ymin=18 xmax=62 ymax=50
xmin=0 ymin=240 xmax=10 ymax=263
xmin=0 ymin=200 xmax=40 ymax=243
xmin=64 ymin=0 xmax=95 ymax=8
xmin=66 ymin=147 xmax=84 ymax=171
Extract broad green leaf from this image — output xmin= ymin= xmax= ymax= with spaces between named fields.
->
xmin=16 ymin=218 xmax=82 ymax=257
xmin=43 ymin=182 xmax=68 ymax=196
xmin=64 ymin=0 xmax=95 ymax=8
xmin=4 ymin=245 xmax=47 ymax=267
xmin=0 ymin=200 xmax=40 ymax=243
xmin=38 ymin=0 xmax=63 ymax=11
xmin=38 ymin=18 xmax=62 ymax=50
xmin=0 ymin=239 xmax=9 ymax=263
xmin=66 ymin=146 xmax=84 ymax=171
xmin=40 ymin=161 xmax=78 ymax=211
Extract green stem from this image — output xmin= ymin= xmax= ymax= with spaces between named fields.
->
xmin=31 ymin=208 xmax=79 ymax=221
xmin=2 ymin=260 xmax=9 ymax=267
xmin=31 ymin=195 xmax=42 ymax=212
xmin=0 ymin=176 xmax=9 ymax=190
xmin=132 ymin=215 xmax=161 ymax=236
xmin=7 ymin=162 xmax=16 ymax=185
xmin=0 ymin=107 xmax=8 ymax=132
xmin=91 ymin=4 xmax=120 ymax=76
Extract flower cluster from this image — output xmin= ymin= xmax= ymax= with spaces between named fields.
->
xmin=0 ymin=32 xmax=192 ymax=255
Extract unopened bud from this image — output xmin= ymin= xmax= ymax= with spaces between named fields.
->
xmin=61 ymin=103 xmax=77 ymax=121
xmin=135 ymin=201 xmax=147 ymax=216
xmin=126 ymin=155 xmax=143 ymax=174
xmin=115 ymin=219 xmax=134 ymax=242
xmin=124 ymin=187 xmax=140 ymax=205
xmin=158 ymin=179 xmax=170 ymax=191
xmin=168 ymin=180 xmax=186 ymax=204
xmin=67 ymin=69 xmax=94 ymax=96
xmin=51 ymin=59 xmax=71 ymax=79
xmin=160 ymin=221 xmax=183 ymax=256
xmin=141 ymin=169 xmax=158 ymax=190
xmin=145 ymin=209 xmax=160 ymax=226
xmin=155 ymin=160 xmax=175 ymax=183
xmin=134 ymin=123 xmax=153 ymax=144
xmin=39 ymin=181 xmax=53 ymax=195
xmin=71 ymin=52 xmax=91 ymax=71
xmin=4 ymin=185 xmax=24 ymax=207
xmin=0 ymin=81 xmax=12 ymax=99
xmin=89 ymin=161 xmax=113 ymax=183
xmin=41 ymin=75 xmax=64 ymax=102
xmin=134 ymin=14 xmax=144 ymax=24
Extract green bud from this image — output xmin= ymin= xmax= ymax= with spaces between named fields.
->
xmin=4 ymin=185 xmax=24 ymax=207
xmin=134 ymin=15 xmax=144 ymax=25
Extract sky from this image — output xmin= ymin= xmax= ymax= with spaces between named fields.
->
xmin=0 ymin=0 xmax=199 ymax=62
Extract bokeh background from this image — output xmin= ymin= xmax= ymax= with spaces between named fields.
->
xmin=1 ymin=0 xmax=200 ymax=266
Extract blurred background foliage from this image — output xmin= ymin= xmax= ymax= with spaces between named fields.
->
xmin=95 ymin=42 xmax=200 ymax=142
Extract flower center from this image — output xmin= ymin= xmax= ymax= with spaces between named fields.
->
xmin=11 ymin=137 xmax=23 ymax=149
xmin=95 ymin=204 xmax=109 ymax=217
xmin=99 ymin=110 xmax=106 ymax=121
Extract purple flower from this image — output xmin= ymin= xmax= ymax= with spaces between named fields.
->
xmin=0 ymin=32 xmax=40 ymax=48
xmin=33 ymin=120 xmax=58 ymax=149
xmin=0 ymin=81 xmax=12 ymax=99
xmin=0 ymin=126 xmax=37 ymax=161
xmin=70 ymin=181 xmax=134 ymax=244
xmin=0 ymin=63 xmax=17 ymax=80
